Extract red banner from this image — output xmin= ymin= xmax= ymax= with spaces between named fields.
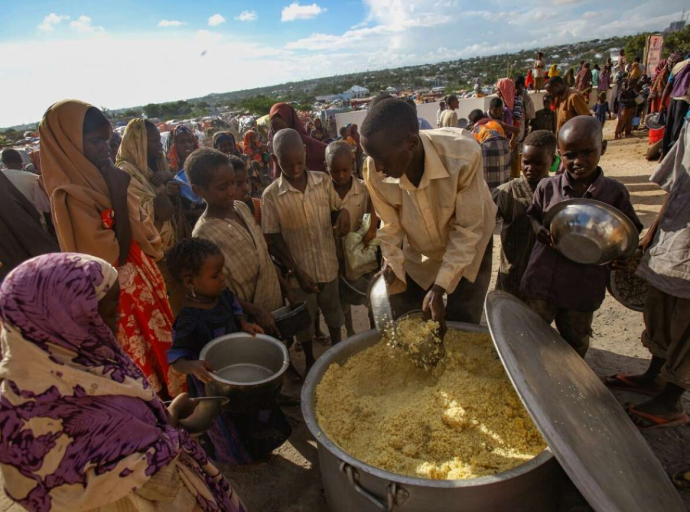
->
xmin=645 ymin=35 xmax=664 ymax=75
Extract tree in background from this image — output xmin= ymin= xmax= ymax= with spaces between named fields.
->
xmin=664 ymin=26 xmax=690 ymax=58
xmin=625 ymin=33 xmax=647 ymax=62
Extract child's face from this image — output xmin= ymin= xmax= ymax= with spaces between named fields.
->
xmin=190 ymin=253 xmax=226 ymax=299
xmin=542 ymin=98 xmax=552 ymax=109
xmin=521 ymin=145 xmax=553 ymax=188
xmin=328 ymin=152 xmax=354 ymax=186
xmin=217 ymin=139 xmax=234 ymax=155
xmin=559 ymin=134 xmax=604 ymax=183
xmin=272 ymin=145 xmax=306 ymax=180
xmin=193 ymin=163 xmax=236 ymax=210
xmin=489 ymin=106 xmax=503 ymax=120
xmin=232 ymin=169 xmax=251 ymax=202
xmin=175 ymin=132 xmax=196 ymax=160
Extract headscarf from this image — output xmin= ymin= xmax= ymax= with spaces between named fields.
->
xmin=40 ymin=100 xmax=163 ymax=265
xmin=115 ymin=119 xmax=176 ymax=250
xmin=213 ymin=131 xmax=240 ymax=156
xmin=496 ymin=78 xmax=515 ymax=111
xmin=166 ymin=125 xmax=198 ymax=173
xmin=269 ymin=102 xmax=327 ymax=172
xmin=0 ymin=253 xmax=244 ymax=512
xmin=549 ymin=64 xmax=560 ymax=77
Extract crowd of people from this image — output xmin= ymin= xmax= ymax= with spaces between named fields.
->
xmin=0 ymin=46 xmax=689 ymax=511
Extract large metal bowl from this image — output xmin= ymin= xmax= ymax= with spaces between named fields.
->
xmin=545 ymin=198 xmax=639 ymax=265
xmin=200 ymin=333 xmax=289 ymax=413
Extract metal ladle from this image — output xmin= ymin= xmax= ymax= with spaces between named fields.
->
xmin=369 ymin=276 xmax=445 ymax=369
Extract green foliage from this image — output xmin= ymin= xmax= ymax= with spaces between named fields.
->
xmin=293 ymin=102 xmax=315 ymax=112
xmin=236 ymin=95 xmax=276 ymax=115
xmin=664 ymin=26 xmax=690 ymax=57
xmin=625 ymin=33 xmax=649 ymax=61
xmin=0 ymin=129 xmax=21 ymax=144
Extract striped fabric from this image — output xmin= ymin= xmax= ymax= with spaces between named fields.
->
xmin=341 ymin=177 xmax=370 ymax=232
xmin=262 ymin=171 xmax=341 ymax=283
xmin=193 ymin=201 xmax=283 ymax=312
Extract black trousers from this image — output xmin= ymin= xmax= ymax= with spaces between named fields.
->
xmin=389 ymin=239 xmax=493 ymax=325
xmin=662 ymin=99 xmax=690 ymax=156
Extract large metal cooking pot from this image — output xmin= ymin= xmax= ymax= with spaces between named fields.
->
xmin=302 ymin=323 xmax=560 ymax=512
xmin=201 ymin=333 xmax=289 ymax=413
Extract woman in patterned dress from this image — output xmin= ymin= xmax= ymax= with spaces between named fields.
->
xmin=40 ymin=100 xmax=185 ymax=398
xmin=0 ymin=253 xmax=246 ymax=512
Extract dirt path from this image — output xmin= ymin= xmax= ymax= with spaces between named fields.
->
xmin=1 ymin=125 xmax=687 ymax=512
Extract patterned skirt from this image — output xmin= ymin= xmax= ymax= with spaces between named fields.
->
xmin=117 ymin=242 xmax=186 ymax=398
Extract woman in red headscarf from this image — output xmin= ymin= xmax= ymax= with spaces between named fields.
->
xmin=269 ymin=103 xmax=327 ymax=173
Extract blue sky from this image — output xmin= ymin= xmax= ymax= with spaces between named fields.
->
xmin=1 ymin=0 xmax=687 ymax=127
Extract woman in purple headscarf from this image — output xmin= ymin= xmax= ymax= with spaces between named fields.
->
xmin=0 ymin=253 xmax=246 ymax=512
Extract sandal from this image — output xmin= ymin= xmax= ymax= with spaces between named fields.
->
xmin=626 ymin=407 xmax=690 ymax=431
xmin=603 ymin=373 xmax=663 ymax=396
xmin=671 ymin=470 xmax=690 ymax=492
xmin=314 ymin=335 xmax=331 ymax=346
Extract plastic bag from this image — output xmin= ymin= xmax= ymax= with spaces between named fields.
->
xmin=343 ymin=213 xmax=380 ymax=281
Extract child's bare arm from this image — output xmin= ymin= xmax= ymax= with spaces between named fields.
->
xmin=172 ymin=359 xmax=215 ymax=383
xmin=500 ymin=122 xmax=520 ymax=136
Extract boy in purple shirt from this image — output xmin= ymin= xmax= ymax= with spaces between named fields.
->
xmin=521 ymin=116 xmax=643 ymax=356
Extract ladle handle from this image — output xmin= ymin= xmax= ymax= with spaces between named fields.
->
xmin=339 ymin=462 xmax=409 ymax=511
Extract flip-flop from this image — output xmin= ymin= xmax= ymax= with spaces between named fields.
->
xmin=672 ymin=470 xmax=690 ymax=492
xmin=313 ymin=335 xmax=331 ymax=346
xmin=603 ymin=373 xmax=663 ymax=396
xmin=626 ymin=406 xmax=690 ymax=431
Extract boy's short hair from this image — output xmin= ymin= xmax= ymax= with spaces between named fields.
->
xmin=339 ymin=126 xmax=349 ymax=136
xmin=524 ymin=130 xmax=557 ymax=155
xmin=542 ymin=94 xmax=552 ymax=103
xmin=468 ymin=109 xmax=485 ymax=124
xmin=185 ymin=148 xmax=230 ymax=188
xmin=489 ymin=97 xmax=504 ymax=109
xmin=361 ymin=98 xmax=419 ymax=145
xmin=325 ymin=140 xmax=353 ymax=167
xmin=227 ymin=155 xmax=246 ymax=174
xmin=1 ymin=148 xmax=22 ymax=166
xmin=165 ymin=237 xmax=222 ymax=282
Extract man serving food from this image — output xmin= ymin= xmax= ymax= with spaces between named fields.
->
xmin=360 ymin=97 xmax=496 ymax=333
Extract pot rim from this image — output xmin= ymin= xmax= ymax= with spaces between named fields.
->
xmin=200 ymin=333 xmax=290 ymax=386
xmin=301 ymin=325 xmax=555 ymax=489
xmin=272 ymin=301 xmax=308 ymax=321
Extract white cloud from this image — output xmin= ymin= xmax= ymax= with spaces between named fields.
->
xmin=281 ymin=3 xmax=326 ymax=22
xmin=70 ymin=15 xmax=105 ymax=33
xmin=235 ymin=10 xmax=258 ymax=22
xmin=208 ymin=14 xmax=226 ymax=27
xmin=158 ymin=19 xmax=186 ymax=27
xmin=37 ymin=13 xmax=69 ymax=32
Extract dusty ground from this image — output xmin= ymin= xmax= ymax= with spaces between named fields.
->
xmin=1 ymin=123 xmax=687 ymax=512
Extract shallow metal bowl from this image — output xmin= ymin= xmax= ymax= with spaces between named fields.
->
xmin=340 ymin=274 xmax=370 ymax=307
xmin=272 ymin=301 xmax=311 ymax=340
xmin=177 ymin=397 xmax=230 ymax=437
xmin=545 ymin=198 xmax=639 ymax=265
xmin=200 ymin=333 xmax=289 ymax=412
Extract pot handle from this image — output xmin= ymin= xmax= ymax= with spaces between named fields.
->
xmin=340 ymin=462 xmax=409 ymax=511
